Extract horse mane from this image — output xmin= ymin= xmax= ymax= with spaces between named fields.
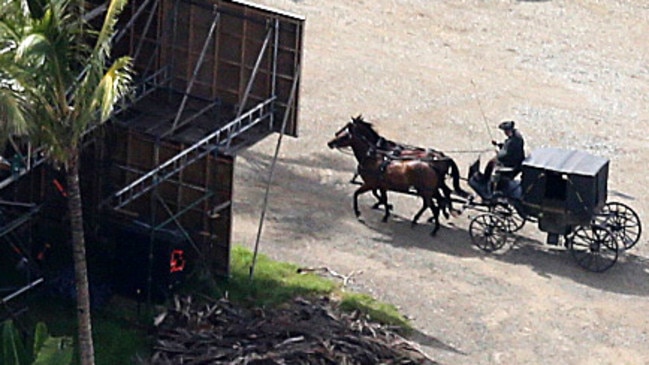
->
xmin=351 ymin=114 xmax=380 ymax=142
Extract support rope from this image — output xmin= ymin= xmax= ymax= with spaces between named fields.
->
xmin=470 ymin=79 xmax=494 ymax=142
xmin=249 ymin=64 xmax=301 ymax=281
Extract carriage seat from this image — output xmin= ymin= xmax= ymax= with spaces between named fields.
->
xmin=469 ymin=166 xmax=522 ymax=202
xmin=493 ymin=165 xmax=521 ymax=181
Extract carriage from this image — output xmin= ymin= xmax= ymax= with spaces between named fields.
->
xmin=463 ymin=147 xmax=642 ymax=272
xmin=328 ymin=116 xmax=641 ymax=272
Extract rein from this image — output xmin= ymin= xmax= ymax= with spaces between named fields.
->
xmin=332 ymin=146 xmax=356 ymax=157
xmin=441 ymin=148 xmax=493 ymax=154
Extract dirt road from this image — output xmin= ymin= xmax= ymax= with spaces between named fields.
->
xmin=232 ymin=1 xmax=649 ymax=364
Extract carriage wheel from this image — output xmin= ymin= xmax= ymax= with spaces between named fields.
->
xmin=469 ymin=213 xmax=509 ymax=253
xmin=568 ymin=225 xmax=618 ymax=273
xmin=595 ymin=201 xmax=642 ymax=250
xmin=490 ymin=203 xmax=525 ymax=233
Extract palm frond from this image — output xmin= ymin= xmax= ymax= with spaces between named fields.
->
xmin=0 ymin=88 xmax=28 ymax=137
xmin=15 ymin=33 xmax=51 ymax=65
xmin=91 ymin=56 xmax=133 ymax=123
xmin=94 ymin=0 xmax=128 ymax=60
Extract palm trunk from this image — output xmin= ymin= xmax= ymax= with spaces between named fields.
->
xmin=66 ymin=149 xmax=96 ymax=365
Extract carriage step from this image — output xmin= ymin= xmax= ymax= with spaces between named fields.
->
xmin=546 ymin=233 xmax=560 ymax=245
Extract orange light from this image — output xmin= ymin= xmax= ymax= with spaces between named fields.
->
xmin=169 ymin=249 xmax=186 ymax=273
xmin=52 ymin=179 xmax=68 ymax=197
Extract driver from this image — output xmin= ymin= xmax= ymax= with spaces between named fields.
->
xmin=483 ymin=120 xmax=525 ymax=183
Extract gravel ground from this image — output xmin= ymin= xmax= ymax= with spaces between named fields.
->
xmin=231 ymin=1 xmax=649 ymax=364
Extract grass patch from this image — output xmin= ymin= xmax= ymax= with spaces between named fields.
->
xmin=7 ymin=245 xmax=410 ymax=364
xmin=340 ymin=292 xmax=412 ymax=331
xmin=186 ymin=245 xmax=412 ymax=330
xmin=219 ymin=245 xmax=338 ymax=306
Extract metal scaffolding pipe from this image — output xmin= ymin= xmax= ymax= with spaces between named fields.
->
xmin=114 ymin=0 xmax=156 ymax=45
xmin=170 ymin=8 xmax=220 ymax=133
xmin=249 ymin=62 xmax=301 ymax=281
xmin=236 ymin=26 xmax=273 ymax=119
xmin=270 ymin=19 xmax=279 ymax=130
xmin=153 ymin=192 xmax=201 ymax=255
xmin=1 ymin=278 xmax=44 ymax=304
xmin=133 ymin=0 xmax=161 ymax=64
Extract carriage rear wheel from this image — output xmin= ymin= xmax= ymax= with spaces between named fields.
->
xmin=595 ymin=201 xmax=642 ymax=250
xmin=568 ymin=225 xmax=618 ymax=273
xmin=489 ymin=203 xmax=525 ymax=233
xmin=469 ymin=213 xmax=509 ymax=253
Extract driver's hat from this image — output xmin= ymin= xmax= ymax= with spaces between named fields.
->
xmin=498 ymin=121 xmax=515 ymax=131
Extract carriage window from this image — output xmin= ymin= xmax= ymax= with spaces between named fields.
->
xmin=544 ymin=171 xmax=567 ymax=200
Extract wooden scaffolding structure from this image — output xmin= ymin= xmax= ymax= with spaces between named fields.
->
xmin=0 ymin=0 xmax=304 ymax=303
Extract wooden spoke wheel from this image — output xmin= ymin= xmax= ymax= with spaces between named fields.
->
xmin=595 ymin=201 xmax=642 ymax=250
xmin=469 ymin=213 xmax=509 ymax=253
xmin=569 ymin=225 xmax=618 ymax=273
xmin=490 ymin=203 xmax=525 ymax=233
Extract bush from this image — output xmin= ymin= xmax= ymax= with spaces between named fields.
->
xmin=1 ymin=320 xmax=73 ymax=365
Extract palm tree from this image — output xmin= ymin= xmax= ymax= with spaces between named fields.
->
xmin=0 ymin=1 xmax=132 ymax=364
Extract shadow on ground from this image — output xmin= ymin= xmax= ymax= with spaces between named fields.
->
xmin=410 ymin=327 xmax=468 ymax=357
xmin=235 ymin=150 xmax=649 ymax=297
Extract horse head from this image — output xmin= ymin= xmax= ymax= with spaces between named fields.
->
xmin=327 ymin=122 xmax=353 ymax=149
xmin=350 ymin=115 xmax=381 ymax=145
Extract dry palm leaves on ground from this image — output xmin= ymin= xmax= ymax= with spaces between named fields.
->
xmin=148 ymin=295 xmax=438 ymax=364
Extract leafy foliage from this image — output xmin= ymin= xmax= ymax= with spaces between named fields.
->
xmin=1 ymin=320 xmax=73 ymax=365
xmin=0 ymin=0 xmax=132 ymax=164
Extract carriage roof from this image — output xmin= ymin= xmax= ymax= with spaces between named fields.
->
xmin=520 ymin=147 xmax=609 ymax=232
xmin=522 ymin=147 xmax=608 ymax=177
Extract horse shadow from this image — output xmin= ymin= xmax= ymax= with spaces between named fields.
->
xmin=498 ymin=234 xmax=649 ymax=295
xmin=235 ymin=149 xmax=649 ymax=297
xmin=360 ymin=209 xmax=482 ymax=259
xmin=359 ymin=207 xmax=649 ymax=297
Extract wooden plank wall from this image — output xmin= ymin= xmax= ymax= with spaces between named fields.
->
xmin=116 ymin=0 xmax=303 ymax=136
xmin=108 ymin=127 xmax=233 ymax=276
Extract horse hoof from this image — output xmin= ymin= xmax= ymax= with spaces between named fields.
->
xmin=382 ymin=217 xmax=388 ymax=223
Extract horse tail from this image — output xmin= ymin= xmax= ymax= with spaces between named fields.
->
xmin=448 ymin=158 xmax=469 ymax=198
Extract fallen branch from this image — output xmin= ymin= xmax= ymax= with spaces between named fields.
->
xmin=147 ymin=296 xmax=438 ymax=365
xmin=297 ymin=266 xmax=363 ymax=287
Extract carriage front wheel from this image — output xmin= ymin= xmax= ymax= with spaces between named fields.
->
xmin=568 ymin=225 xmax=618 ymax=273
xmin=490 ymin=203 xmax=526 ymax=233
xmin=469 ymin=213 xmax=509 ymax=253
xmin=595 ymin=201 xmax=642 ymax=250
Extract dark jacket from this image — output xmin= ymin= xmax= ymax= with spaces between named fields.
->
xmin=497 ymin=129 xmax=525 ymax=169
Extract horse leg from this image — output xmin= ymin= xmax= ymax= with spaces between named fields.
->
xmin=427 ymin=187 xmax=449 ymax=223
xmin=428 ymin=196 xmax=441 ymax=236
xmin=379 ymin=188 xmax=391 ymax=222
xmin=371 ymin=189 xmax=382 ymax=209
xmin=411 ymin=196 xmax=428 ymax=228
xmin=371 ymin=189 xmax=393 ymax=211
xmin=439 ymin=181 xmax=461 ymax=218
xmin=353 ymin=185 xmax=373 ymax=218
xmin=437 ymin=184 xmax=451 ymax=220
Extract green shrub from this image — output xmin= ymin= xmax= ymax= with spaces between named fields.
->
xmin=1 ymin=320 xmax=73 ymax=365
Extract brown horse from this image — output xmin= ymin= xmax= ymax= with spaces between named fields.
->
xmin=347 ymin=115 xmax=469 ymax=217
xmin=327 ymin=119 xmax=446 ymax=235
